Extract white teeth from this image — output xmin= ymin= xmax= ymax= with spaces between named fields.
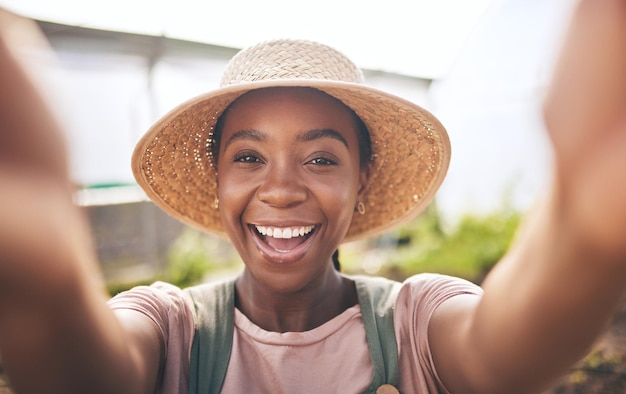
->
xmin=283 ymin=228 xmax=293 ymax=238
xmin=255 ymin=225 xmax=314 ymax=239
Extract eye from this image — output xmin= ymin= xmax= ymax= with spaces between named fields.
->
xmin=233 ymin=151 xmax=263 ymax=164
xmin=306 ymin=156 xmax=337 ymax=166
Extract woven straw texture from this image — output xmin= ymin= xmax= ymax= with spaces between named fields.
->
xmin=132 ymin=39 xmax=450 ymax=243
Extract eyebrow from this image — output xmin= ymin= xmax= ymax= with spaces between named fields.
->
xmin=223 ymin=128 xmax=349 ymax=150
xmin=223 ymin=129 xmax=266 ymax=150
xmin=297 ymin=128 xmax=349 ymax=148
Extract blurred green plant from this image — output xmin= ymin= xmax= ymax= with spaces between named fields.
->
xmin=107 ymin=228 xmax=241 ymax=295
xmin=548 ymin=349 xmax=626 ymax=393
xmin=166 ymin=228 xmax=242 ymax=287
xmin=568 ymin=349 xmax=624 ymax=385
xmin=343 ymin=202 xmax=523 ymax=284
xmin=167 ymin=229 xmax=217 ymax=286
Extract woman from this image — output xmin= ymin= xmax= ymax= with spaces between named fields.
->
xmin=1 ymin=1 xmax=625 ymax=393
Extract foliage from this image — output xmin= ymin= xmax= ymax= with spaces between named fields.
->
xmin=569 ymin=349 xmax=624 ymax=385
xmin=166 ymin=228 xmax=242 ymax=287
xmin=166 ymin=229 xmax=217 ymax=287
xmin=106 ymin=228 xmax=241 ymax=295
xmin=548 ymin=349 xmax=626 ymax=393
xmin=343 ymin=203 xmax=523 ymax=284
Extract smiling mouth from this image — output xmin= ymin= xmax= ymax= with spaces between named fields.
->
xmin=253 ymin=224 xmax=316 ymax=252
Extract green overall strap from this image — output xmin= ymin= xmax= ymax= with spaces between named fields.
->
xmin=184 ymin=278 xmax=237 ymax=394
xmin=353 ymin=275 xmax=402 ymax=393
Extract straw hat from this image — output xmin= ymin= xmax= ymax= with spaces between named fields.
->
xmin=132 ymin=39 xmax=450 ymax=243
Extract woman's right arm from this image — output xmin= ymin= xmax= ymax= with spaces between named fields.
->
xmin=0 ymin=9 xmax=163 ymax=393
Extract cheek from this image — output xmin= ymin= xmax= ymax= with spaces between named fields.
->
xmin=313 ymin=175 xmax=360 ymax=222
xmin=319 ymin=180 xmax=356 ymax=204
xmin=216 ymin=171 xmax=254 ymax=230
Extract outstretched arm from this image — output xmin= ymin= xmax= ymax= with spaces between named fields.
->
xmin=0 ymin=10 xmax=162 ymax=394
xmin=429 ymin=1 xmax=626 ymax=392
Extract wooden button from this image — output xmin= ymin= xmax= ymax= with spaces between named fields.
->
xmin=376 ymin=384 xmax=400 ymax=394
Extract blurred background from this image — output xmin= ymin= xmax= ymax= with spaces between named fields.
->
xmin=0 ymin=0 xmax=624 ymax=392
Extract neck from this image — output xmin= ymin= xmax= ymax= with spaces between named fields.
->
xmin=234 ymin=269 xmax=357 ymax=332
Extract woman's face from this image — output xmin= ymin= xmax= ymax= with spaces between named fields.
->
xmin=216 ymin=87 xmax=369 ymax=292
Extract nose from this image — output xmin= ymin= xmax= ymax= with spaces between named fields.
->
xmin=256 ymin=163 xmax=307 ymax=208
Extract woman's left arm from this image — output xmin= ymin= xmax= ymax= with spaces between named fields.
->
xmin=428 ymin=1 xmax=626 ymax=392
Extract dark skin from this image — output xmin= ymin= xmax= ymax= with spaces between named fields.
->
xmin=216 ymin=87 xmax=368 ymax=332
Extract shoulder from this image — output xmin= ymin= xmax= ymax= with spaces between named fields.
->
xmin=399 ymin=273 xmax=482 ymax=302
xmin=394 ymin=273 xmax=483 ymax=329
xmin=109 ymin=281 xmax=192 ymax=309
xmin=108 ymin=281 xmax=195 ymax=332
xmin=345 ymin=273 xmax=482 ymax=313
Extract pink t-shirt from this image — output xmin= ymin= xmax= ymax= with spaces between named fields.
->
xmin=108 ymin=273 xmax=482 ymax=393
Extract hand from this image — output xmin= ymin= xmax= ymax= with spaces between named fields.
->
xmin=543 ymin=0 xmax=626 ymax=258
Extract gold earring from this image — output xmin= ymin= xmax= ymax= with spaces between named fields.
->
xmin=212 ymin=196 xmax=220 ymax=210
xmin=357 ymin=201 xmax=366 ymax=215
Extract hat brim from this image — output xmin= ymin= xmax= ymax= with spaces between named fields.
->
xmin=132 ymin=79 xmax=450 ymax=243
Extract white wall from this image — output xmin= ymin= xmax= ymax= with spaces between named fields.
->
xmin=429 ymin=0 xmax=575 ymax=221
